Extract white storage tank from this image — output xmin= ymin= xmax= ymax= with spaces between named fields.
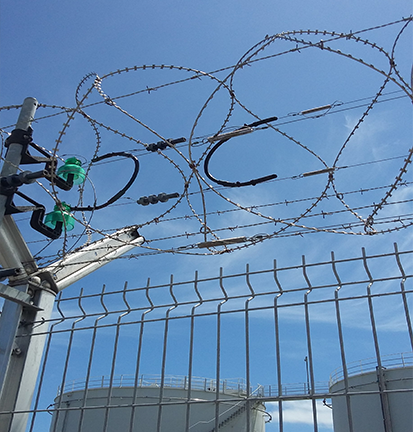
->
xmin=49 ymin=375 xmax=266 ymax=432
xmin=329 ymin=353 xmax=413 ymax=432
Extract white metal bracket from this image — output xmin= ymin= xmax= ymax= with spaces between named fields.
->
xmin=34 ymin=227 xmax=145 ymax=291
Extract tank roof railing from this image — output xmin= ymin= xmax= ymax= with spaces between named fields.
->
xmin=58 ymin=352 xmax=412 ymax=400
xmin=58 ymin=374 xmax=254 ymax=397
xmin=58 ymin=374 xmax=332 ymax=399
xmin=329 ymin=351 xmax=413 ymax=387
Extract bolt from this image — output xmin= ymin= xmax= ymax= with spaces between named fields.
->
xmin=29 ymin=276 xmax=41 ymax=285
xmin=12 ymin=347 xmax=22 ymax=356
xmin=41 ymin=280 xmax=51 ymax=289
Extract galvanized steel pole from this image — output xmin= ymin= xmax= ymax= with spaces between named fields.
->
xmin=0 ymin=97 xmax=38 ymax=227
xmin=0 ymin=98 xmax=39 ymax=431
xmin=0 ymin=98 xmax=145 ymax=432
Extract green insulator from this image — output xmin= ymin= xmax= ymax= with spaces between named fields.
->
xmin=57 ymin=157 xmax=86 ymax=185
xmin=44 ymin=202 xmax=75 ymax=231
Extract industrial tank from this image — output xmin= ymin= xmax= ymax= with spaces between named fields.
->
xmin=329 ymin=354 xmax=413 ymax=432
xmin=49 ymin=375 xmax=266 ymax=432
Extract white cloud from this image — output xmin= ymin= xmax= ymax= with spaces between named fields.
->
xmin=267 ymin=400 xmax=333 ymax=429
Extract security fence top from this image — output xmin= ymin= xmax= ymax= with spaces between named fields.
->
xmin=24 ymin=243 xmax=412 ymax=333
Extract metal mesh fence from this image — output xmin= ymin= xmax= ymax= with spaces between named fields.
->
xmin=2 ymin=242 xmax=413 ymax=431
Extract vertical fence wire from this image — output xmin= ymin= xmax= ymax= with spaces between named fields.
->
xmin=362 ymin=247 xmax=393 ymax=432
xmin=245 ymin=264 xmax=255 ymax=432
xmin=52 ymin=288 xmax=87 ymax=431
xmin=102 ymin=281 xmax=130 ymax=432
xmin=78 ymin=284 xmax=109 ymax=432
xmin=331 ymin=252 xmax=354 ymax=432
xmin=214 ymin=268 xmax=228 ymax=432
xmin=156 ymin=274 xmax=178 ymax=432
xmin=394 ymin=242 xmax=413 ymax=349
xmin=273 ymin=259 xmax=284 ymax=432
xmin=302 ymin=255 xmax=318 ymax=432
xmin=185 ymin=270 xmax=203 ymax=431
xmin=129 ymin=277 xmax=154 ymax=432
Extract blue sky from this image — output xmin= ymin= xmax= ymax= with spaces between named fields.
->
xmin=1 ymin=1 xmax=412 ymax=431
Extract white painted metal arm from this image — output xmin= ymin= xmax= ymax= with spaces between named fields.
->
xmin=36 ymin=227 xmax=144 ymax=291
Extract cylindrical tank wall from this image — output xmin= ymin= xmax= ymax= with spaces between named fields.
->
xmin=49 ymin=386 xmax=266 ymax=432
xmin=329 ymin=366 xmax=413 ymax=432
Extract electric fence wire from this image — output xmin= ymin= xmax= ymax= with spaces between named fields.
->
xmin=32 ymin=198 xmax=413 ymax=265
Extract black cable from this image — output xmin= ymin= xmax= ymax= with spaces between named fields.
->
xmin=203 ymin=116 xmax=278 ymax=187
xmin=70 ymin=152 xmax=139 ymax=211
